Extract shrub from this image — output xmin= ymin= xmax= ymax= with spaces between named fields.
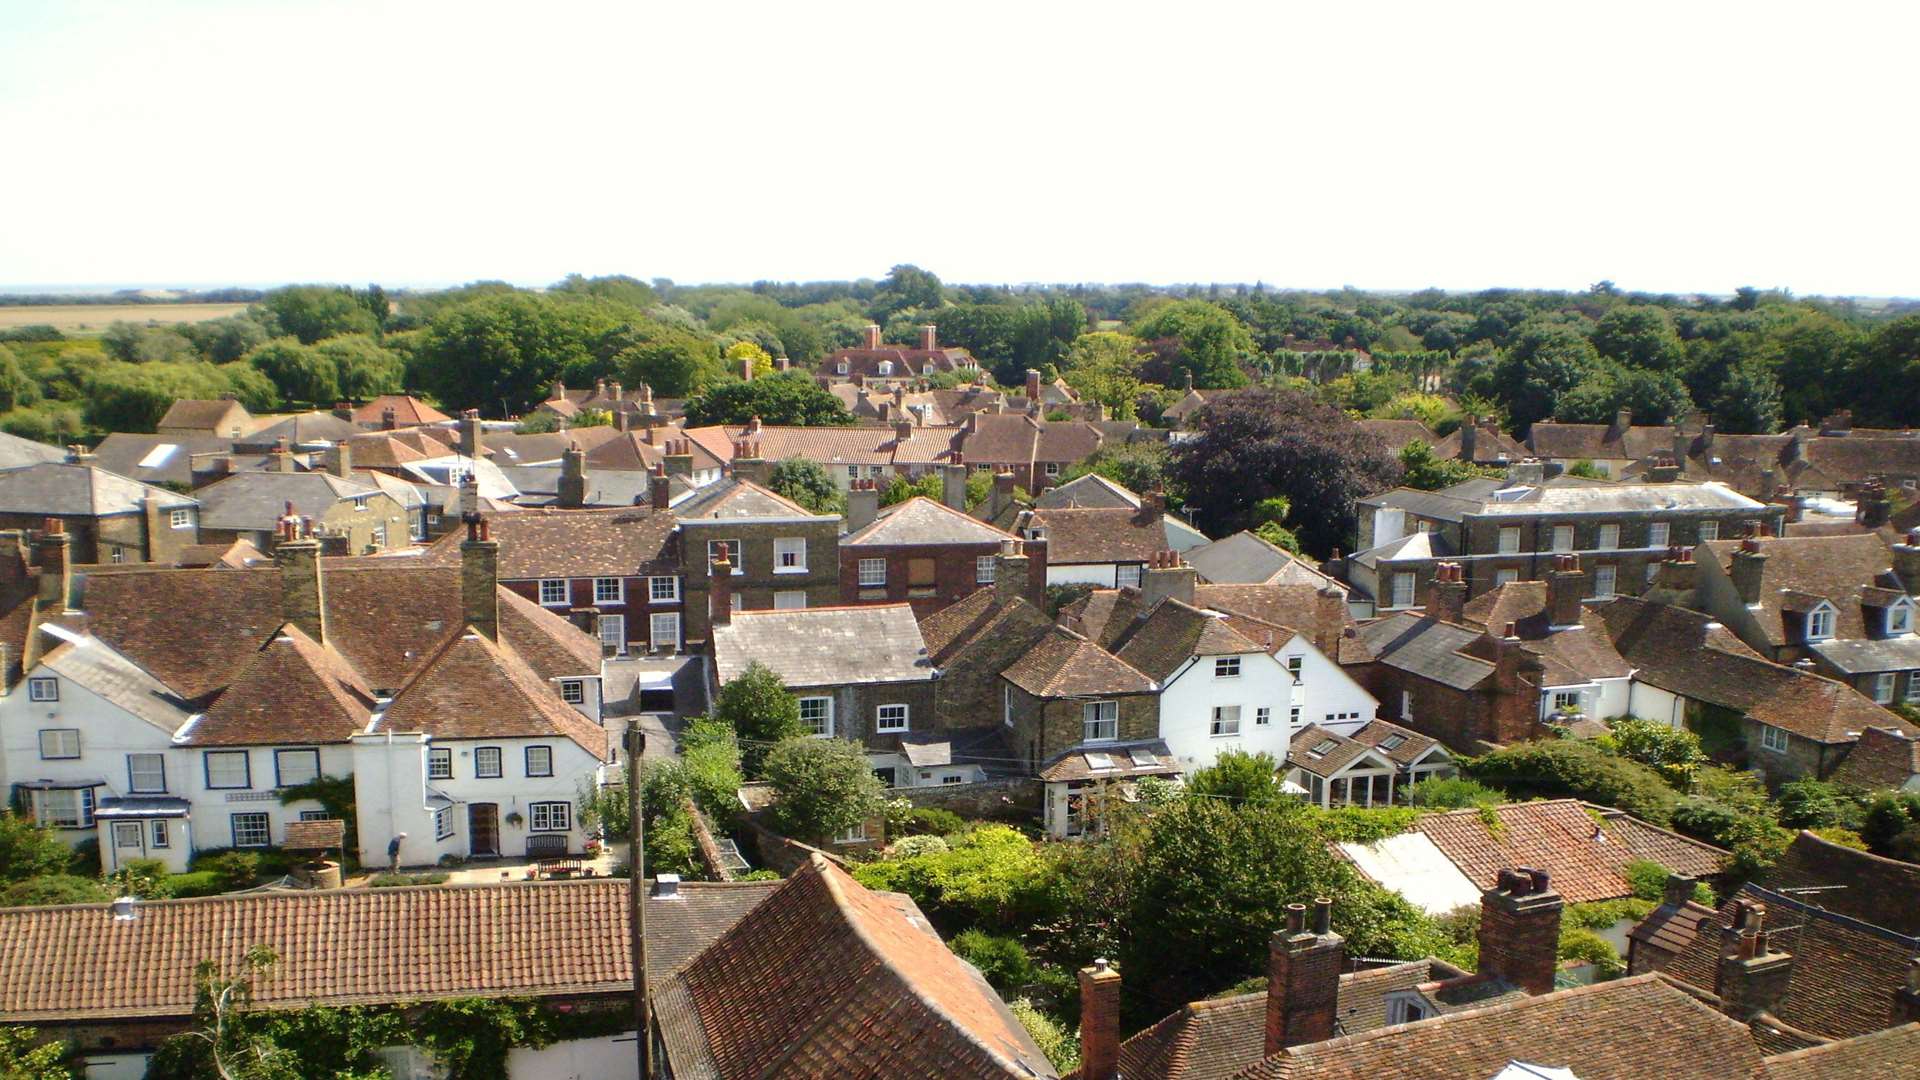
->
xmin=0 ymin=874 xmax=110 ymax=907
xmin=105 ymin=858 xmax=175 ymax=899
xmin=1461 ymin=740 xmax=1679 ymax=824
xmin=1404 ymin=776 xmax=1504 ymax=809
xmin=194 ymin=850 xmax=263 ymax=890
xmin=1185 ymin=750 xmax=1285 ymax=806
xmin=763 ymin=736 xmax=886 ymax=845
xmin=164 ymin=871 xmax=226 ymax=898
xmin=0 ymin=813 xmax=75 ymax=883
xmin=1776 ymin=780 xmax=1866 ymax=831
xmin=1810 ymin=826 xmax=1869 ymax=851
xmin=1009 ymin=997 xmax=1080 ymax=1074
xmin=1597 ymin=718 xmax=1705 ymax=787
xmin=904 ymin=807 xmax=966 ymax=837
xmin=951 ymin=930 xmax=1035 ymax=994
xmin=1858 ymin=791 xmax=1920 ymax=856
xmin=887 ymin=835 xmax=950 ymax=859
xmin=1563 ymin=897 xmax=1656 ymax=931
xmin=1305 ymin=805 xmax=1421 ymax=844
xmin=851 ymin=825 xmax=1060 ymax=933
xmin=736 ymin=869 xmax=780 ymax=882
xmin=369 ymin=872 xmax=451 ymax=888
xmin=1558 ymin=927 xmax=1625 ymax=979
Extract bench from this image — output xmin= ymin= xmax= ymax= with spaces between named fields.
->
xmin=527 ymin=834 xmax=581 ymax=879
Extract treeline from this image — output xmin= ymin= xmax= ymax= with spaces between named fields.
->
xmin=0 ymin=287 xmax=266 ymax=306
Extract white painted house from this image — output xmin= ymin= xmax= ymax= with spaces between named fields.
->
xmin=1110 ymin=598 xmax=1297 ymax=773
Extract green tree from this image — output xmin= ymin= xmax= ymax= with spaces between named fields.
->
xmin=681 ymin=370 xmax=854 ymax=428
xmin=0 ymin=813 xmax=72 ymax=883
xmin=0 ymin=345 xmax=41 ymax=413
xmin=313 ymin=335 xmax=406 ymax=400
xmin=1184 ymin=750 xmax=1284 ymax=806
xmin=722 ymin=340 xmax=776 ymax=380
xmin=762 ymin=736 xmax=886 ymax=845
xmin=1059 ymin=331 xmax=1146 ymax=418
xmin=767 ymin=457 xmax=845 ymax=515
xmin=1597 ymin=718 xmax=1705 ymax=787
xmin=258 ymin=285 xmax=380 ymax=344
xmin=0 ymin=1026 xmax=76 ymax=1080
xmin=180 ymin=316 xmax=271 ymax=364
xmin=411 ymin=292 xmax=629 ymax=414
xmin=1852 ymin=315 xmax=1920 ymax=427
xmin=1059 ymin=440 xmax=1170 ymax=498
xmin=100 ymin=322 xmax=197 ymax=364
xmin=712 ymin=661 xmax=804 ymax=775
xmin=247 ymin=338 xmax=337 ymax=405
xmin=550 ymin=273 xmax=656 ymax=309
xmin=1130 ymin=301 xmax=1254 ymax=389
xmin=873 ymin=264 xmax=944 ymax=317
xmin=1481 ymin=321 xmax=1602 ymax=431
xmin=1591 ymin=306 xmax=1683 ymax=370
xmin=881 ymin=472 xmax=942 ymax=507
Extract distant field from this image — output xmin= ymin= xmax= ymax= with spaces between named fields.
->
xmin=0 ymin=302 xmax=251 ymax=334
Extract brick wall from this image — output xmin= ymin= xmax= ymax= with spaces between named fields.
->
xmin=930 ymin=603 xmax=1054 ymax=729
xmin=682 ymin=519 xmax=842 ymax=642
xmin=839 ymin=540 xmax=1003 ymax=617
xmin=792 ymin=679 xmax=940 ymax=748
xmin=897 ymin=776 xmax=1042 ymax=820
xmin=503 ymin=574 xmax=683 ymax=653
xmin=1007 ymin=684 xmax=1158 ymax=773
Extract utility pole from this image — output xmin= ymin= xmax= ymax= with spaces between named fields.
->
xmin=627 ymin=720 xmax=650 ymax=1079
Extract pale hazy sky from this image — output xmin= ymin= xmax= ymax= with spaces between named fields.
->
xmin=2 ymin=0 xmax=1915 ymax=296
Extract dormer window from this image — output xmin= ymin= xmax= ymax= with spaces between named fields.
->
xmin=836 ymin=361 xmax=849 ymax=375
xmin=1805 ymin=603 xmax=1835 ymax=642
xmin=1888 ymin=600 xmax=1913 ymax=636
xmin=877 ymin=361 xmax=894 ymax=376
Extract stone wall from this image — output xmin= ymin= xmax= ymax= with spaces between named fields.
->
xmin=898 ymin=776 xmax=1042 ymax=821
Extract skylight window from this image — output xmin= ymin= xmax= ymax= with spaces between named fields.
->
xmin=1379 ymin=733 xmax=1408 ymax=751
xmin=1308 ymin=738 xmax=1338 ymax=757
xmin=1084 ymin=753 xmax=1114 ymax=771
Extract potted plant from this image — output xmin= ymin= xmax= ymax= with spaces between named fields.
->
xmin=504 ymin=810 xmax=525 ymax=828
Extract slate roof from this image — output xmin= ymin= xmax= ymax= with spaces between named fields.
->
xmin=1289 ymin=724 xmax=1392 ymax=779
xmin=0 ymin=462 xmax=195 ymax=517
xmin=376 ymin=628 xmax=608 ymax=759
xmin=1757 ymin=830 xmax=1920 ymax=936
xmin=351 ymin=395 xmax=450 ymax=426
xmin=1184 ymin=531 xmax=1330 ymax=586
xmin=0 ymin=432 xmax=80 ymax=469
xmin=1407 ymin=799 xmax=1725 ymax=904
xmin=710 ymin=605 xmax=934 ymax=688
xmin=35 ymin=629 xmax=194 ymax=735
xmin=193 ymin=471 xmax=380 ymax=531
xmin=1701 ymin=533 xmax=1903 ymax=647
xmin=1033 ymin=472 xmax=1138 ymax=510
xmin=1002 ymin=625 xmax=1156 ymax=697
xmin=672 ymin=477 xmax=827 ymax=521
xmin=844 ymin=497 xmax=1011 ymax=547
xmin=1357 ymin=613 xmax=1495 ymax=691
xmin=0 ymin=878 xmax=775 ymax=1022
xmin=1234 ymin=974 xmax=1764 ymax=1080
xmin=243 ymin=411 xmax=360 ymax=448
xmin=657 ymin=853 xmax=1057 ymax=1079
xmin=1827 ymin=725 xmax=1920 ymax=790
xmin=419 ymin=506 xmax=677 ymax=579
xmin=1019 ymin=506 xmax=1166 ymax=565
xmin=182 ymin=625 xmax=375 ymax=746
xmin=481 ymin=426 xmax=624 ymax=466
xmin=90 ymin=433 xmax=240 ymax=488
xmin=1760 ymin=1022 xmax=1920 ymax=1080
xmin=1660 ymin=883 xmax=1920 ymax=1041
xmin=1114 ymin=598 xmax=1264 ymax=681
xmin=496 ymin=464 xmax=664 ymax=509
xmin=1597 ymin=597 xmax=1914 ymax=744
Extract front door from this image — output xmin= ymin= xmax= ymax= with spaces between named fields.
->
xmin=469 ymin=803 xmax=499 ymax=858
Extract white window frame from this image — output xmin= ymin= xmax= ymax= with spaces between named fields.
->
xmin=773 ymin=537 xmax=807 ymax=573
xmin=128 ymin=753 xmax=166 ymax=794
xmin=1805 ymin=605 xmax=1835 ymax=642
xmin=529 ymin=802 xmax=571 ymax=832
xmin=1699 ymin=520 xmax=1719 ymax=541
xmin=1551 ymin=690 xmax=1581 ymax=712
xmin=1759 ymin=724 xmax=1790 ymax=753
xmin=38 ymin=728 xmax=79 ymax=759
xmin=1648 ymin=521 xmax=1670 ymax=548
xmin=1597 ymin=524 xmax=1619 ymax=550
xmin=525 ymin=745 xmax=554 ymax=778
xmin=1888 ymin=601 xmax=1913 ymax=636
xmin=858 ymin=558 xmax=887 ymax=587
xmin=709 ymin=539 xmax=745 ymax=574
xmin=559 ymin=680 xmax=585 ymax=705
xmin=1551 ymin=525 xmax=1574 ymax=553
xmin=834 ymin=822 xmax=867 ymax=844
xmin=435 ymin=806 xmax=454 ymax=840
xmin=112 ymin=821 xmax=144 ymax=850
xmin=1083 ymin=700 xmax=1118 ymax=742
xmin=427 ymin=746 xmax=453 ymax=779
xmin=1255 ymin=706 xmax=1272 ymax=727
xmin=876 ymin=704 xmax=909 ymax=733
xmin=1215 ymin=656 xmax=1241 ymax=678
xmin=27 ymin=677 xmax=57 ymax=702
xmin=273 ymin=748 xmax=321 ymax=788
xmin=1116 ymin=563 xmax=1143 ymax=588
xmin=538 ymin=579 xmax=568 ymax=606
xmin=1495 ymin=568 xmax=1519 ymax=586
xmin=1498 ymin=527 xmax=1520 ymax=554
xmin=1906 ymin=673 xmax=1920 ymax=704
xmin=799 ymin=696 xmax=834 ymax=737
xmin=649 ymin=611 xmax=680 ymax=651
xmin=1593 ymin=563 xmax=1617 ymax=599
xmin=1287 ymin=656 xmax=1303 ymax=682
xmin=976 ymin=556 xmax=996 ymax=584
xmin=1211 ymin=705 xmax=1242 ymax=737
xmin=1044 ymin=462 xmax=1061 ymax=477
xmin=1872 ymin=672 xmax=1896 ymax=704
xmin=1390 ymin=572 xmax=1415 ymax=609
xmin=594 ymin=577 xmax=624 ymax=604
xmin=649 ymin=576 xmax=680 ymax=603
xmin=230 ymin=812 xmax=271 ymax=848
xmin=600 ymin=613 xmax=627 ymax=653
xmin=474 ymin=746 xmax=503 ymax=779
xmin=774 ymin=590 xmax=807 ymax=610
xmin=169 ymin=507 xmax=192 ymax=529
xmin=38 ymin=787 xmax=93 ymax=829
xmin=204 ymin=750 xmax=250 ymax=790
xmin=1400 ymin=690 xmax=1413 ymax=720
xmin=151 ymin=820 xmax=170 ymax=848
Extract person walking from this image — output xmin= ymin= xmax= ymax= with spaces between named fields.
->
xmin=387 ymin=833 xmax=407 ymax=874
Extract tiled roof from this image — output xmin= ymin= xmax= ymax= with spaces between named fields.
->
xmin=1035 ymin=420 xmax=1102 ymax=464
xmin=1020 ymin=506 xmax=1165 ymax=565
xmin=1033 ymin=473 xmax=1138 ymax=510
xmin=1828 ymin=726 xmax=1920 ymax=790
xmin=342 ymin=432 xmax=430 ymax=469
xmin=1235 ymin=974 xmax=1764 ymax=1080
xmin=351 ymin=395 xmax=450 ymax=426
xmin=1353 ymin=418 xmax=1437 ymax=455
xmin=157 ymin=398 xmax=249 ymax=432
xmin=1002 ymin=625 xmax=1156 ymax=697
xmin=711 ymin=605 xmax=934 ymax=689
xmin=418 ymin=506 xmax=677 ymax=579
xmin=844 ymin=497 xmax=1011 ymax=547
xmin=816 ymin=345 xmax=977 ymax=380
xmin=681 ymin=422 xmax=958 ymax=472
xmin=1194 ymin=582 xmax=1364 ymax=660
xmin=0 ymin=878 xmax=774 ymax=1022
xmin=1288 ymin=723 xmax=1390 ymax=779
xmin=193 ymin=471 xmax=379 ymax=531
xmin=1038 ymin=740 xmax=1178 ymax=782
xmin=1114 ymin=598 xmax=1263 ymax=681
xmin=1597 ymin=597 xmax=1914 ymax=743
xmin=915 ymin=587 xmax=1052 ymax=666
xmin=1525 ymin=419 xmax=1674 ymax=462
xmin=1059 ymin=588 xmax=1151 ymax=651
xmin=1627 ymin=896 xmax=1719 ymax=959
xmin=1458 ymin=583 xmax=1632 ymax=684
xmin=1757 ymin=830 xmax=1920 ymax=936
xmin=1413 ymin=799 xmax=1725 ymax=904
xmin=959 ymin=413 xmax=1043 ymax=466
xmin=184 ymin=626 xmax=375 ymax=746
xmin=1761 ymin=1022 xmax=1920 ymax=1079
xmin=1431 ymin=421 xmax=1529 ymax=465
xmin=1356 ymin=613 xmax=1495 ymax=692
xmin=1661 ymin=883 xmax=1920 ymax=1041
xmin=1348 ymin=720 xmax=1443 ymax=767
xmin=377 ymin=629 xmax=608 ymax=759
xmin=0 ymin=462 xmax=195 ymax=517
xmin=661 ymin=853 xmax=1057 ymax=1079
xmin=1700 ymin=533 xmax=1902 ymax=647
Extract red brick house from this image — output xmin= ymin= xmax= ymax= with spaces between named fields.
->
xmin=839 ymin=496 xmax=1037 ymax=616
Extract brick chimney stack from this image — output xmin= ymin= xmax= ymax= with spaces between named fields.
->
xmin=893 ymin=419 xmax=913 ymax=444
xmin=941 ymin=456 xmax=967 ymax=511
xmin=1731 ymin=538 xmax=1768 ymax=607
xmin=1265 ymin=898 xmax=1344 ymax=1055
xmin=663 ymin=439 xmax=694 ymax=480
xmin=845 ymin=479 xmax=880 ymax=535
xmin=1892 ymin=958 xmax=1920 ymax=1025
xmin=649 ymin=464 xmax=671 ymax=512
xmin=732 ymin=440 xmax=770 ymax=487
xmin=1141 ymin=550 xmax=1197 ymax=608
xmin=613 ymin=410 xmax=632 ymax=433
xmin=1427 ymin=561 xmax=1468 ymax=623
xmin=460 ymin=409 xmax=482 ymax=461
xmin=381 ymin=406 xmax=397 ymax=431
xmin=460 ymin=513 xmax=499 ymax=641
xmin=1609 ymin=408 xmax=1632 ymax=439
xmin=1546 ymin=554 xmax=1586 ymax=628
xmin=919 ymin=325 xmax=939 ymax=352
xmin=1858 ymin=480 xmax=1892 ymax=529
xmin=863 ymin=324 xmax=882 ymax=350
xmin=1647 ymin=547 xmax=1698 ymax=601
xmin=329 ymin=441 xmax=352 ymax=480
xmin=1460 ymin=415 xmax=1478 ymax=462
xmin=1714 ymin=900 xmax=1795 ymax=1021
xmin=1477 ymin=868 xmax=1564 ymax=995
xmin=995 ymin=539 xmax=1030 ymax=607
xmin=1647 ymin=456 xmax=1682 ymax=483
xmin=1025 ymin=369 xmax=1043 ymax=408
xmin=276 ymin=511 xmax=325 ymax=643
xmin=272 ymin=436 xmax=295 ymax=473
xmin=1138 ymin=489 xmax=1167 ymax=525
xmin=709 ymin=543 xmax=734 ymax=627
xmin=1892 ymin=530 xmax=1920 ymax=596
xmin=35 ymin=518 xmax=71 ymax=614
xmin=1313 ymin=584 xmax=1346 ymax=657
xmin=988 ymin=471 xmax=1016 ymax=523
xmin=559 ymin=444 xmax=588 ymax=509
xmin=1078 ymin=959 xmax=1122 ymax=1080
